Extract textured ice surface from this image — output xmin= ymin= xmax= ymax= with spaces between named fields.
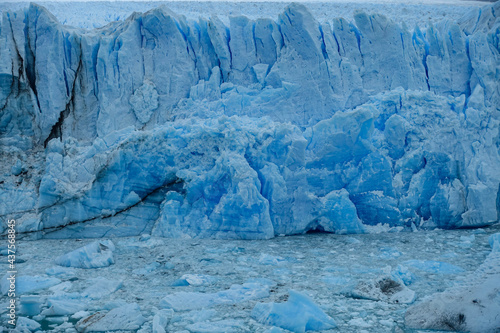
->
xmin=0 ymin=1 xmax=499 ymax=239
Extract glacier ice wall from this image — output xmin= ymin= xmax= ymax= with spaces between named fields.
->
xmin=0 ymin=2 xmax=499 ymax=239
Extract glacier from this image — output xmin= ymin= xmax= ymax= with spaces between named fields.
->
xmin=0 ymin=1 xmax=499 ymax=240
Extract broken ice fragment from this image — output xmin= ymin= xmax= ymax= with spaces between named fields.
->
xmin=55 ymin=240 xmax=115 ymax=269
xmin=252 ymin=290 xmax=336 ymax=332
xmin=349 ymin=276 xmax=416 ymax=304
xmin=75 ymin=303 xmax=145 ymax=332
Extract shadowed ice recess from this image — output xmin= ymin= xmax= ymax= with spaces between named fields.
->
xmin=0 ymin=1 xmax=499 ymax=239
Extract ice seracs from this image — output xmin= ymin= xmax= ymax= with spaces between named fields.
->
xmin=0 ymin=2 xmax=499 ymax=239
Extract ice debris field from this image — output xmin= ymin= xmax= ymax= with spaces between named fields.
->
xmin=0 ymin=0 xmax=499 ymax=331
xmin=1 ymin=227 xmax=500 ymax=332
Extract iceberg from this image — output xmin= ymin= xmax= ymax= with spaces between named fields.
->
xmin=0 ymin=2 xmax=498 ymax=239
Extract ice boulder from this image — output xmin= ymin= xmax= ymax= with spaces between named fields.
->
xmin=349 ymin=276 xmax=416 ymax=304
xmin=55 ymin=240 xmax=115 ymax=269
xmin=172 ymin=274 xmax=216 ymax=287
xmin=42 ymin=294 xmax=87 ymax=316
xmin=75 ymin=303 xmax=145 ymax=332
xmin=15 ymin=317 xmax=41 ymax=331
xmin=152 ymin=309 xmax=173 ymax=333
xmin=251 ymin=290 xmax=337 ymax=332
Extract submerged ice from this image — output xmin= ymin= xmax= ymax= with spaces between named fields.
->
xmin=0 ymin=1 xmax=499 ymax=240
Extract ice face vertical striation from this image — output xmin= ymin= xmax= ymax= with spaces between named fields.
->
xmin=0 ymin=2 xmax=499 ymax=239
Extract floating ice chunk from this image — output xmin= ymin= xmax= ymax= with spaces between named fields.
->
xmin=252 ymin=290 xmax=336 ymax=332
xmin=55 ymin=240 xmax=115 ymax=269
xmin=345 ymin=237 xmax=362 ymax=245
xmin=160 ymin=283 xmax=269 ymax=311
xmin=75 ymin=303 xmax=145 ymax=332
xmin=152 ymin=309 xmax=173 ymax=333
xmin=1 ymin=274 xmax=61 ymax=295
xmin=403 ymin=260 xmax=464 ymax=275
xmin=15 ymin=317 xmax=41 ymax=331
xmin=349 ymin=276 xmax=415 ymax=304
xmin=20 ymin=295 xmax=43 ymax=317
xmin=42 ymin=294 xmax=86 ymax=316
xmin=391 ymin=265 xmax=415 ymax=286
xmin=178 ymin=274 xmax=217 ymax=286
xmin=72 ymin=311 xmax=90 ymax=320
xmin=82 ymin=278 xmax=122 ymax=298
xmin=186 ymin=319 xmax=244 ymax=333
xmin=259 ymin=253 xmax=286 ymax=266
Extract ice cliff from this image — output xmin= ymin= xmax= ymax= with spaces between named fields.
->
xmin=0 ymin=2 xmax=499 ymax=239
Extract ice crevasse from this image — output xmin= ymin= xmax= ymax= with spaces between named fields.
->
xmin=0 ymin=2 xmax=499 ymax=239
